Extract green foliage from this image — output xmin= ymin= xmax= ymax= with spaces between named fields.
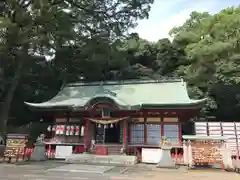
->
xmin=170 ymin=6 xmax=240 ymax=117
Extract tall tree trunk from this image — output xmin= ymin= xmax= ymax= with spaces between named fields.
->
xmin=0 ymin=46 xmax=28 ymax=136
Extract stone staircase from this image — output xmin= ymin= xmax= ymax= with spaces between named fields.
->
xmin=108 ymin=145 xmax=122 ymax=155
xmin=66 ymin=154 xmax=138 ymax=165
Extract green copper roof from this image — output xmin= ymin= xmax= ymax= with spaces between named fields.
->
xmin=25 ymin=79 xmax=206 ymax=109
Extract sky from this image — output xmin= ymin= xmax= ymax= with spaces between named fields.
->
xmin=134 ymin=0 xmax=240 ymax=42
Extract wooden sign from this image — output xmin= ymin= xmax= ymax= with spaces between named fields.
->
xmin=69 ymin=118 xmax=81 ymax=122
xmin=4 ymin=134 xmax=28 ymax=162
xmin=56 ymin=118 xmax=67 ymax=123
xmin=191 ymin=140 xmax=223 ymax=165
xmin=132 ymin=117 xmax=144 ymax=123
xmin=163 ymin=117 xmax=178 ymax=122
xmin=146 ymin=117 xmax=161 ymax=122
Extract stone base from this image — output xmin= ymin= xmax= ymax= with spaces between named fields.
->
xmin=30 ymin=143 xmax=47 ymax=161
xmin=65 ymin=154 xmax=138 ymax=166
xmin=156 ymin=147 xmax=176 ymax=169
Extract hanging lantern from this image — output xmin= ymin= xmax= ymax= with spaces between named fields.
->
xmin=52 ymin=125 xmax=56 ymax=131
xmin=55 ymin=125 xmax=59 ymax=135
xmin=70 ymin=126 xmax=74 ymax=136
xmin=98 ymin=124 xmax=101 ymax=128
xmin=75 ymin=126 xmax=80 ymax=136
xmin=65 ymin=126 xmax=70 ymax=136
xmin=110 ymin=123 xmax=113 ymax=128
xmin=60 ymin=125 xmax=65 ymax=135
xmin=47 ymin=125 xmax=51 ymax=132
xmin=58 ymin=125 xmax=62 ymax=134
xmin=81 ymin=126 xmax=85 ymax=136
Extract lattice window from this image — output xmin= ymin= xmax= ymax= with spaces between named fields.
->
xmin=102 ymin=108 xmax=110 ymax=117
xmin=130 ymin=124 xmax=144 ymax=144
xmin=164 ymin=124 xmax=179 ymax=144
xmin=146 ymin=124 xmax=161 ymax=145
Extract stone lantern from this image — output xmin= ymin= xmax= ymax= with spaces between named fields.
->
xmin=156 ymin=136 xmax=177 ymax=168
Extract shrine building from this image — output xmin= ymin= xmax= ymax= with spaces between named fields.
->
xmin=25 ymin=79 xmax=206 ymax=159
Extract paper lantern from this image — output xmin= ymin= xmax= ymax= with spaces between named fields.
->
xmin=75 ymin=126 xmax=80 ymax=136
xmin=70 ymin=126 xmax=74 ymax=135
xmin=60 ymin=125 xmax=65 ymax=134
xmin=65 ymin=126 xmax=70 ymax=136
xmin=81 ymin=126 xmax=84 ymax=136
xmin=52 ymin=125 xmax=56 ymax=131
xmin=55 ymin=125 xmax=60 ymax=135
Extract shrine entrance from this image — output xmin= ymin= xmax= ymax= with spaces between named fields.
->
xmin=95 ymin=122 xmax=121 ymax=144
xmin=104 ymin=123 xmax=120 ymax=143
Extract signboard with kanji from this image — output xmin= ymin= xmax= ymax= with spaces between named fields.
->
xmin=3 ymin=134 xmax=28 ymax=162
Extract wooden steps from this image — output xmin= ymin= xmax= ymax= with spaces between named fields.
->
xmin=91 ymin=144 xmax=122 ymax=155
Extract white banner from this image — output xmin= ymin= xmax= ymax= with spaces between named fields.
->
xmin=142 ymin=148 xmax=162 ymax=164
xmin=55 ymin=146 xmax=72 ymax=159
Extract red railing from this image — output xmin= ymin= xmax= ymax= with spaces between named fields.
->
xmin=171 ymin=154 xmax=184 ymax=165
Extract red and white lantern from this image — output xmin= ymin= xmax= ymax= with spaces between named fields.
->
xmin=65 ymin=125 xmax=70 ymax=136
xmin=70 ymin=126 xmax=74 ymax=135
xmin=59 ymin=125 xmax=65 ymax=135
xmin=75 ymin=126 xmax=80 ymax=136
xmin=55 ymin=125 xmax=60 ymax=135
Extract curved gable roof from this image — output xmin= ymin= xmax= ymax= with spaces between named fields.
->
xmin=25 ymin=79 xmax=206 ymax=109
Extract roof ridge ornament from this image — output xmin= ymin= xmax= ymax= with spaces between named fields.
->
xmin=180 ymin=77 xmax=184 ymax=86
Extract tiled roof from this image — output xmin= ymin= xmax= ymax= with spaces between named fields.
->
xmin=25 ymin=79 xmax=206 ymax=109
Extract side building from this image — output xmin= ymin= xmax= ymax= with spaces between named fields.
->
xmin=25 ymin=79 xmax=206 ymax=160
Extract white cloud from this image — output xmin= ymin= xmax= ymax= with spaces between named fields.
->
xmin=135 ymin=9 xmax=192 ymax=42
xmin=134 ymin=0 xmax=219 ymax=42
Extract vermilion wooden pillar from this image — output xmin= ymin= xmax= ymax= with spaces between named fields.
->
xmin=144 ymin=116 xmax=147 ymax=144
xmin=123 ymin=119 xmax=127 ymax=151
xmin=84 ymin=119 xmax=90 ymax=152
xmin=178 ymin=123 xmax=182 ymax=145
xmin=161 ymin=117 xmax=164 ymax=136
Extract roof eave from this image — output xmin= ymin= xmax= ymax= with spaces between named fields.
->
xmin=26 ymin=106 xmax=72 ymax=111
xmin=140 ymin=99 xmax=206 ymax=109
xmin=24 ymin=102 xmax=73 ymax=111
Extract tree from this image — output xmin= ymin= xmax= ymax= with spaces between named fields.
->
xmin=171 ymin=8 xmax=240 ymax=85
xmin=170 ymin=7 xmax=240 ymax=118
xmin=0 ymin=0 xmax=154 ymax=135
xmin=154 ymin=38 xmax=187 ymax=76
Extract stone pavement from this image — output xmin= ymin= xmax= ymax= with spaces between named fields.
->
xmin=125 ymin=164 xmax=240 ymax=180
xmin=0 ymin=162 xmax=238 ymax=180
